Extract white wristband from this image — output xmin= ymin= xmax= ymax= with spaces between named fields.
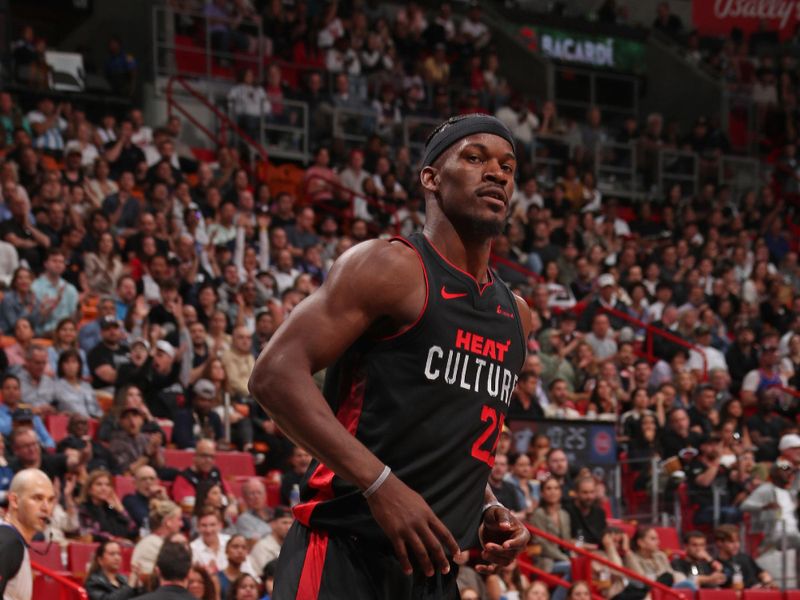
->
xmin=362 ymin=465 xmax=391 ymax=498
xmin=481 ymin=501 xmax=504 ymax=518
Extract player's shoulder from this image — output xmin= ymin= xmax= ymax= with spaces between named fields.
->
xmin=0 ymin=525 xmax=24 ymax=555
xmin=511 ymin=292 xmax=533 ymax=337
xmin=327 ymin=238 xmax=423 ymax=291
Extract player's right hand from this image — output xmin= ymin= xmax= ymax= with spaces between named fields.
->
xmin=365 ymin=473 xmax=460 ymax=578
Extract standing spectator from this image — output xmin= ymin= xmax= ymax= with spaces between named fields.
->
xmin=741 ymin=460 xmax=800 ymax=549
xmin=227 ymin=69 xmax=270 ymax=143
xmin=31 ymin=248 xmax=79 ymax=336
xmin=104 ymin=36 xmax=137 ymax=97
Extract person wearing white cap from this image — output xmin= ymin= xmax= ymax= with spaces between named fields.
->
xmin=577 ymin=272 xmax=627 ymax=331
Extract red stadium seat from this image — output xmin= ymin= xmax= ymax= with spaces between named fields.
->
xmin=120 ymin=545 xmax=133 ymax=574
xmin=45 ymin=414 xmax=70 ymax=443
xmin=114 ymin=476 xmax=136 ymax=499
xmin=697 ymin=590 xmax=737 ymax=600
xmin=653 ymin=526 xmax=682 ymax=555
xmin=742 ymin=591 xmax=782 ymax=600
xmin=784 ymin=591 xmax=800 ymax=600
xmin=606 ymin=518 xmax=636 ymax=540
xmin=29 ymin=541 xmax=64 ymax=571
xmin=215 ymin=451 xmax=256 ymax=478
xmin=164 ymin=449 xmax=194 ymax=470
xmin=653 ymin=588 xmax=693 ymax=600
xmin=266 ymin=481 xmax=281 ymax=507
xmin=67 ymin=542 xmax=99 ymax=579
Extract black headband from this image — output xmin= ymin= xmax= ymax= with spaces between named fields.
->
xmin=421 ymin=114 xmax=515 ymax=168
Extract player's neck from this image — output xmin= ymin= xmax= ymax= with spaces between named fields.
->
xmin=423 ymin=222 xmax=493 ymax=284
xmin=5 ymin=513 xmax=34 ymax=543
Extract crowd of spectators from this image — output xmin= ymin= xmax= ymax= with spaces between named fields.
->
xmin=1 ymin=0 xmax=800 ymax=599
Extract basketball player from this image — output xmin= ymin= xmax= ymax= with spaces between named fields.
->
xmin=0 ymin=469 xmax=56 ymax=600
xmin=249 ymin=114 xmax=532 ymax=599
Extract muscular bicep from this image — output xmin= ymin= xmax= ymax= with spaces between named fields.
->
xmin=0 ymin=528 xmax=25 ymax=597
xmin=256 ymin=240 xmax=425 ymax=375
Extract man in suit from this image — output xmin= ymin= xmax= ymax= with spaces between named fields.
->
xmin=135 ymin=540 xmax=195 ymax=600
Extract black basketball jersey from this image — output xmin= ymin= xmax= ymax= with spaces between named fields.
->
xmin=293 ymin=232 xmax=527 ymax=550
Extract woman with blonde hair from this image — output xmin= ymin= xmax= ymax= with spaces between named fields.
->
xmin=130 ymin=499 xmax=184 ymax=586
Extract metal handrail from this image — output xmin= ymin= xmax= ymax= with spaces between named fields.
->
xmin=524 ymin=523 xmax=686 ymax=600
xmin=31 ymin=560 xmax=88 ymax=600
xmin=165 ymin=75 xmax=269 ymax=163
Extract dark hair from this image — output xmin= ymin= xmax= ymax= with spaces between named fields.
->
xmin=1 ymin=373 xmax=20 ymax=387
xmin=631 ymin=525 xmax=655 ymax=551
xmin=226 ymin=574 xmax=260 ymax=600
xmin=156 ymin=540 xmax=192 ymax=582
xmin=684 ymin=530 xmax=707 ymax=544
xmin=188 ymin=566 xmax=216 ymax=600
xmin=57 ymin=348 xmax=83 ymax=379
xmin=88 ymin=539 xmax=121 ymax=576
xmin=538 ymin=476 xmax=563 ymax=508
xmin=193 ymin=481 xmax=224 ymax=519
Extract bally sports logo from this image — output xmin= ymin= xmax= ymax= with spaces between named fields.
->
xmin=712 ymin=0 xmax=800 ymax=29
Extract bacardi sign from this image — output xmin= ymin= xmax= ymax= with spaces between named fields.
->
xmin=694 ymin=0 xmax=800 ymax=38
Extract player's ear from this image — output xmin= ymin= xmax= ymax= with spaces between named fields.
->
xmin=420 ymin=166 xmax=439 ymax=193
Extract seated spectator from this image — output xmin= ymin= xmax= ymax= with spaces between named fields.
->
xmin=249 ymin=506 xmax=293 ymax=575
xmin=626 ymin=414 xmax=663 ymax=491
xmin=624 ymin=526 xmax=695 ymax=589
xmin=279 ymin=446 xmax=312 ymax=506
xmin=85 ymin=540 xmax=140 ymax=600
xmin=48 ymin=317 xmax=89 ymax=378
xmin=4 ymin=317 xmax=36 ymax=370
xmin=109 ymin=406 xmax=164 ymax=475
xmin=543 ymin=379 xmax=580 ymax=419
xmin=530 ymin=477 xmax=572 ymax=596
xmin=84 ymin=231 xmax=126 ymax=296
xmin=78 ymin=296 xmax=118 ymax=354
xmin=115 ymin=337 xmax=152 ymax=391
xmin=8 ymin=425 xmax=76 ymax=478
xmin=686 ymin=434 xmax=742 ymax=525
xmin=171 ymin=438 xmax=236 ymax=516
xmin=31 ymin=248 xmax=79 ymax=336
xmin=57 ymin=412 xmax=116 ymax=473
xmin=87 ymin=316 xmax=130 ymax=391
xmin=187 ymin=564 xmax=217 ymax=600
xmin=508 ymin=372 xmax=545 ymax=421
xmin=228 ymin=574 xmax=260 ymax=600
xmin=0 ymin=267 xmax=40 ymax=334
xmin=149 ymin=541 xmax=196 ymax=598
xmin=130 ymin=499 xmax=183 ymax=587
xmin=0 ymin=189 xmax=49 ymax=272
xmin=565 ymin=476 xmax=607 ymax=548
xmin=661 ymin=408 xmax=701 ymax=460
xmin=232 ymin=478 xmax=273 ymax=541
xmin=713 ymin=525 xmax=776 ymax=588
xmin=584 ymin=314 xmax=618 ymax=362
xmin=216 ymin=535 xmax=260 ymax=598
xmin=98 ymin=384 xmax=153 ymax=443
xmin=485 ymin=560 xmax=530 ymax=600
xmin=190 ymin=506 xmax=230 ymax=571
xmin=192 ymin=481 xmax=230 ymax=532
xmin=746 ymin=388 xmax=789 ymax=462
xmin=78 ymin=469 xmax=138 ymax=542
xmin=172 ymin=379 xmax=223 ymax=449
xmin=221 ymin=326 xmax=256 ymax=399
xmin=506 ymin=452 xmax=539 ymax=520
xmin=122 ymin=465 xmax=170 ymax=530
xmin=672 ymin=531 xmax=727 ymax=588
xmin=53 ymin=349 xmax=103 ymax=418
xmin=487 ymin=453 xmax=525 ymax=518
xmin=0 ymin=373 xmax=54 ymax=448
xmin=12 ymin=344 xmax=55 ymax=412
xmin=740 ymin=335 xmax=786 ymax=407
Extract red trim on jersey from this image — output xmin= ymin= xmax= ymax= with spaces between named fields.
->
xmin=296 ymin=530 xmax=329 ymax=599
xmin=292 ymin=375 xmax=366 ymax=525
xmin=378 ymin=236 xmax=429 ymax=341
xmin=422 ymin=234 xmax=495 ymax=295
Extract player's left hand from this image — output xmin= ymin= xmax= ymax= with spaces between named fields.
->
xmin=475 ymin=505 xmax=530 ymax=574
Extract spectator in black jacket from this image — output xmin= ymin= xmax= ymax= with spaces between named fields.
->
xmin=564 ymin=475 xmax=607 ymax=548
xmin=86 ymin=540 xmax=140 ymax=600
xmin=78 ymin=469 xmax=138 ymax=542
xmin=122 ymin=465 xmax=170 ymax=530
xmin=172 ymin=379 xmax=223 ymax=449
xmin=135 ymin=541 xmax=196 ymax=600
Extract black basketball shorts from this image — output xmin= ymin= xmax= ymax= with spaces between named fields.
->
xmin=272 ymin=521 xmax=460 ymax=600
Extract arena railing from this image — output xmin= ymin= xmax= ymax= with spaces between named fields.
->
xmin=224 ymin=98 xmax=311 ymax=164
xmin=524 ymin=523 xmax=688 ymax=600
xmin=517 ymin=559 xmax=606 ymax=600
xmin=301 ymin=172 xmax=397 ymax=236
xmin=31 ymin=560 xmax=88 ymax=600
xmin=165 ymin=75 xmax=269 ymax=166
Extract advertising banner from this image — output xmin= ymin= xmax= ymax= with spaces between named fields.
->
xmin=507 ymin=417 xmax=618 ymax=466
xmin=692 ymin=0 xmax=800 ymax=40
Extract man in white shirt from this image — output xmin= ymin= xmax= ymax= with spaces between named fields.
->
xmin=688 ymin=326 xmax=728 ymax=376
xmin=31 ymin=248 xmax=79 ymax=336
xmin=338 ymin=149 xmax=372 ymax=221
xmin=543 ymin=379 xmax=581 ymax=419
xmin=249 ymin=506 xmax=294 ymax=574
xmin=190 ymin=508 xmax=230 ymax=571
xmin=460 ymin=4 xmax=490 ymax=49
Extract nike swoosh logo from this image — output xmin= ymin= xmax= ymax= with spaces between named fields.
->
xmin=441 ymin=285 xmax=467 ymax=300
